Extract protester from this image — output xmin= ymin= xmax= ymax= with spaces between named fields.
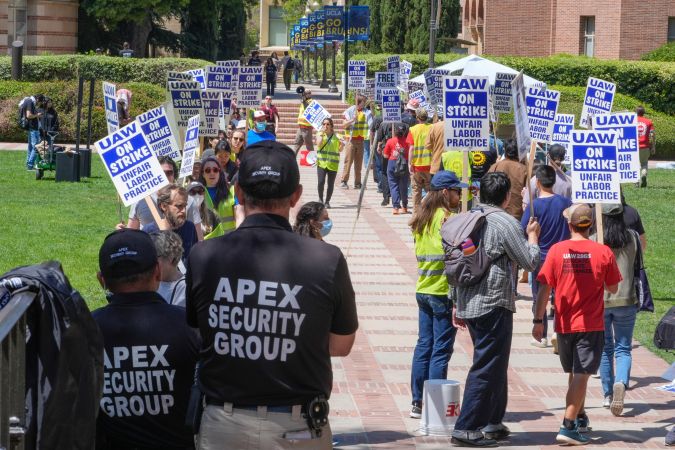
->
xmin=316 ymin=117 xmax=343 ymax=208
xmin=199 ymin=157 xmax=237 ymax=239
xmin=123 ymin=156 xmax=204 ymax=241
xmin=247 ymin=110 xmax=276 ymax=146
xmin=94 ymin=229 xmax=198 ymax=449
xmin=229 ymin=109 xmax=241 ymax=129
xmin=262 ymin=95 xmax=280 ymax=135
xmin=487 ymin=139 xmax=528 ymax=220
xmin=225 ymin=123 xmax=234 ymax=141
xmin=37 ymin=97 xmax=59 ymax=145
xmin=230 ymin=129 xmax=246 ymax=161
xmin=340 ymin=94 xmax=372 ymax=189
xmin=362 ymin=102 xmax=373 ymax=175
xmin=592 ymin=204 xmax=639 ymax=416
xmin=294 ymin=54 xmax=303 ymax=83
xmin=383 ymin=124 xmax=411 ymax=215
xmin=407 ymin=108 xmax=433 ymax=211
xmin=408 ymin=171 xmax=465 ymax=419
xmin=621 ymin=192 xmax=647 ymax=250
xmin=247 ymin=50 xmax=261 ymax=66
xmin=534 ymin=204 xmax=621 ymax=445
xmin=214 ymin=140 xmax=238 ymax=182
xmin=520 ymin=165 xmax=572 ymax=348
xmin=151 ymin=230 xmax=186 ymax=307
xmin=21 ymin=93 xmax=45 ymax=170
xmin=374 ymin=117 xmax=399 ymax=207
xmin=471 ymin=125 xmax=500 ymax=183
xmin=402 ymin=99 xmax=419 ymax=128
xmin=450 ymin=172 xmax=540 ymax=448
xmin=187 ymin=181 xmax=219 ymax=238
xmin=118 ymin=41 xmax=134 ymax=58
xmin=522 ymin=144 xmax=572 ymax=210
xmin=143 ymin=185 xmax=197 ymax=263
xmin=369 ymin=103 xmax=383 ymax=186
xmin=293 ymin=201 xmax=332 ymax=240
xmin=427 ymin=119 xmax=445 ymax=175
xmin=280 ymin=50 xmax=294 ymax=90
xmin=264 ymin=57 xmax=277 ymax=97
xmin=636 ymin=106 xmax=656 ymax=188
xmin=183 ymin=159 xmax=202 ymax=185
xmin=186 ymin=140 xmax=358 ymax=449
xmin=294 ymin=89 xmax=314 ymax=155
xmin=116 ymin=87 xmax=133 ymax=126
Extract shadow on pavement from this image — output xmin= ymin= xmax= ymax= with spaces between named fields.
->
xmin=333 ymin=430 xmax=413 ymax=447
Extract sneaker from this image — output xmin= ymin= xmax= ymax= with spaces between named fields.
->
xmin=666 ymin=426 xmax=675 ymax=446
xmin=640 ymin=176 xmax=647 ymax=188
xmin=402 ymin=207 xmax=409 ymax=214
xmin=340 ymin=181 xmax=349 ymax=189
xmin=410 ymin=401 xmax=422 ymax=419
xmin=392 ymin=208 xmax=400 ymax=215
xmin=482 ymin=423 xmax=510 ymax=440
xmin=551 ymin=334 xmax=558 ymax=354
xmin=354 ymin=183 xmax=362 ymax=189
xmin=324 ymin=202 xmax=331 ymax=209
xmin=610 ymin=382 xmax=625 ymax=416
xmin=575 ymin=413 xmax=591 ymax=433
xmin=380 ymin=197 xmax=389 ymax=206
xmin=603 ymin=396 xmax=612 ymax=408
xmin=530 ymin=338 xmax=548 ymax=348
xmin=556 ymin=426 xmax=589 ymax=446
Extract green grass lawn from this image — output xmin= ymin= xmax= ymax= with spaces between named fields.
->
xmin=0 ymin=151 xmax=672 ymax=363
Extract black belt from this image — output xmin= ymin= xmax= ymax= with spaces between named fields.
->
xmin=205 ymin=397 xmax=305 ymax=414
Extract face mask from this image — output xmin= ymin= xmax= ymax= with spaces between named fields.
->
xmin=191 ymin=194 xmax=204 ymax=207
xmin=320 ymin=219 xmax=333 ymax=237
xmin=255 ymin=122 xmax=266 ymax=132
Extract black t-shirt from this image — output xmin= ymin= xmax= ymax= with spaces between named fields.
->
xmin=93 ymin=292 xmax=200 ymax=449
xmin=186 ymin=213 xmax=358 ymax=406
xmin=623 ymin=203 xmax=645 ymax=235
xmin=25 ymin=98 xmax=39 ymax=130
xmin=470 ymin=148 xmax=497 ymax=182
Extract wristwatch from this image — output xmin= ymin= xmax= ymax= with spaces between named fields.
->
xmin=532 ymin=318 xmax=544 ymax=324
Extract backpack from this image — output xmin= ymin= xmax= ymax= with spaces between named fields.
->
xmin=393 ymin=144 xmax=408 ymax=176
xmin=654 ymin=306 xmax=675 ymax=350
xmin=286 ymin=58 xmax=295 ymax=70
xmin=18 ymin=96 xmax=31 ymax=129
xmin=440 ymin=205 xmax=502 ymax=287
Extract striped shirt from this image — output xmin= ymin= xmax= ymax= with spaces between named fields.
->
xmin=453 ymin=205 xmax=540 ymax=319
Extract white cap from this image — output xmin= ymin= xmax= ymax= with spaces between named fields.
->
xmin=236 ymin=120 xmax=247 ymax=129
xmin=253 ymin=110 xmax=266 ymax=119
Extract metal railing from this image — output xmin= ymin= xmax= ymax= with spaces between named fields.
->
xmin=0 ymin=290 xmax=36 ymax=450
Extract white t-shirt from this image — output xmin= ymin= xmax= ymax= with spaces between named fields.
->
xmin=157 ymin=278 xmax=186 ymax=307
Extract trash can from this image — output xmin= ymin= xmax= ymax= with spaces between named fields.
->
xmin=56 ymin=151 xmax=80 ymax=182
xmin=78 ymin=148 xmax=92 ymax=178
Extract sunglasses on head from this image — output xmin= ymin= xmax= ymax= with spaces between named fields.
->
xmin=204 ymin=167 xmax=220 ymax=174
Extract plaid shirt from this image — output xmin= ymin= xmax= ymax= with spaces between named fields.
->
xmin=453 ymin=205 xmax=540 ymax=319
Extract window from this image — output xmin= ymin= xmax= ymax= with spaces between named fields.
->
xmin=581 ymin=16 xmax=595 ymax=57
xmin=268 ymin=6 xmax=287 ymax=46
xmin=668 ymin=17 xmax=675 ymax=42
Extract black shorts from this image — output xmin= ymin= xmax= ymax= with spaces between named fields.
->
xmin=557 ymin=331 xmax=604 ymax=374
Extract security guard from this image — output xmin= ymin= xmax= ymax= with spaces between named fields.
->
xmin=186 ymin=140 xmax=358 ymax=450
xmin=407 ymin=108 xmax=433 ymax=210
xmin=94 ymin=229 xmax=199 ymax=450
xmin=408 ymin=171 xmax=466 ymax=419
xmin=293 ymin=88 xmax=314 ymax=155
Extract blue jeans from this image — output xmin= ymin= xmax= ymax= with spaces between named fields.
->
xmin=411 ymin=293 xmax=457 ymax=403
xmin=600 ymin=305 xmax=637 ymax=397
xmin=373 ymin=151 xmax=382 ymax=184
xmin=363 ymin=140 xmax=371 ymax=169
xmin=454 ymin=307 xmax=513 ymax=432
xmin=26 ymin=129 xmax=40 ymax=168
xmin=387 ymin=160 xmax=409 ymax=209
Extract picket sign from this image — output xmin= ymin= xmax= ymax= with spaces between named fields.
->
xmin=348 ymin=60 xmax=367 ymax=90
xmin=375 ymin=71 xmax=397 ymax=104
xmin=552 ymin=114 xmax=575 ymax=166
xmin=302 ymin=100 xmax=331 ymax=131
xmin=179 ymin=115 xmax=201 ymax=180
xmin=580 ymin=77 xmax=616 ymax=129
xmin=511 ymin=71 xmax=531 ymax=161
xmin=593 ymin=112 xmax=640 ymax=183
xmin=103 ymin=81 xmax=119 ymax=135
xmin=136 ymin=104 xmax=181 ymax=161
xmin=381 ymin=89 xmax=401 ymax=124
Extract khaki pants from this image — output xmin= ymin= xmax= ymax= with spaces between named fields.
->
xmin=411 ymin=170 xmax=432 ymax=210
xmin=341 ymin=139 xmax=364 ymax=185
xmin=639 ymin=148 xmax=650 ymax=177
xmin=197 ymin=404 xmax=333 ymax=450
xmin=294 ymin=127 xmax=314 ymax=154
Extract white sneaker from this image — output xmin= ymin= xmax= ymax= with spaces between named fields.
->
xmin=603 ymin=396 xmax=612 ymax=408
xmin=530 ymin=337 xmax=548 ymax=348
xmin=610 ymin=382 xmax=625 ymax=416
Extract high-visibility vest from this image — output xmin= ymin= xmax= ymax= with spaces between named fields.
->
xmin=317 ymin=133 xmax=341 ymax=172
xmin=410 ymin=123 xmax=432 ymax=167
xmin=350 ymin=110 xmax=368 ymax=139
xmin=204 ymin=185 xmax=236 ymax=239
xmin=441 ymin=151 xmax=473 ymax=200
xmin=297 ymin=104 xmax=311 ymax=127
xmin=414 ymin=208 xmax=452 ymax=295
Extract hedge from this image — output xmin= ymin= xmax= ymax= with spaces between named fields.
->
xmin=347 ymin=53 xmax=675 ymax=116
xmin=0 ymin=55 xmax=212 ymax=85
xmin=0 ymin=81 xmax=165 ymax=143
xmin=641 ymin=42 xmax=675 ymax=62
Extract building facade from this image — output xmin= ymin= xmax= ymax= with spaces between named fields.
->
xmin=460 ymin=0 xmax=675 ymax=59
xmin=1 ymin=0 xmax=78 ymax=55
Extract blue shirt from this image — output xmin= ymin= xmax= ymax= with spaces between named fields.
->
xmin=246 ymin=129 xmax=276 ymax=146
xmin=521 ymin=194 xmax=572 ymax=258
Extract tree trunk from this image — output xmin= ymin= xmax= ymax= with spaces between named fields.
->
xmin=124 ymin=15 xmax=153 ymax=57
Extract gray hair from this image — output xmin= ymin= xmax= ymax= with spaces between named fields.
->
xmin=150 ymin=230 xmax=184 ymax=266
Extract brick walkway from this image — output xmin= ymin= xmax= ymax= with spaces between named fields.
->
xmin=291 ymin=156 xmax=674 ymax=449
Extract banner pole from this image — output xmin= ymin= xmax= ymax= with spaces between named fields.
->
xmin=595 ymin=203 xmax=604 ymax=245
xmin=527 ymin=140 xmax=537 ymax=220
xmin=462 ymin=151 xmax=469 ymax=212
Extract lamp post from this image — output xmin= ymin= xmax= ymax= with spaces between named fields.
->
xmin=429 ymin=0 xmax=439 ymax=69
xmin=343 ymin=0 xmax=349 ymax=96
xmin=328 ymin=40 xmax=338 ymax=92
xmin=320 ymin=43 xmax=329 ymax=88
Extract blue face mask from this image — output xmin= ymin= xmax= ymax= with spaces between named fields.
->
xmin=255 ymin=121 xmax=266 ymax=132
xmin=320 ymin=219 xmax=333 ymax=237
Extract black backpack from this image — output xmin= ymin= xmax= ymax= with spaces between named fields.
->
xmin=286 ymin=58 xmax=295 ymax=70
xmin=654 ymin=306 xmax=675 ymax=350
xmin=393 ymin=144 xmax=408 ymax=176
xmin=440 ymin=205 xmax=502 ymax=287
xmin=18 ymin=96 xmax=31 ymax=129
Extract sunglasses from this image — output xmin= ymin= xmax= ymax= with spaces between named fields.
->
xmin=204 ymin=167 xmax=220 ymax=174
xmin=164 ymin=170 xmax=174 ymax=176
xmin=190 ymin=188 xmax=205 ymax=195
xmin=232 ymin=137 xmax=244 ymax=142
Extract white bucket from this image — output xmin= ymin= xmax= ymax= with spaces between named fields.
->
xmin=418 ymin=379 xmax=462 ymax=436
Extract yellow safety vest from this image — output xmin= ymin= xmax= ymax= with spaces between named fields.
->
xmin=413 ymin=208 xmax=452 ymax=295
xmin=441 ymin=151 xmax=473 ymax=200
xmin=317 ymin=133 xmax=341 ymax=172
xmin=410 ymin=123 xmax=432 ymax=167
xmin=204 ymin=185 xmax=236 ymax=239
xmin=297 ymin=104 xmax=311 ymax=127
xmin=350 ymin=110 xmax=368 ymax=139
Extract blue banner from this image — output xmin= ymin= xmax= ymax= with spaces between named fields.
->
xmin=316 ymin=10 xmax=325 ymax=43
xmin=324 ymin=6 xmax=344 ymax=41
xmin=308 ymin=12 xmax=317 ymax=43
xmin=348 ymin=6 xmax=370 ymax=41
xmin=300 ymin=18 xmax=309 ymax=47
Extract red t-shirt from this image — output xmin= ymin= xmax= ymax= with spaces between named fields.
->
xmin=383 ymin=137 xmax=410 ymax=161
xmin=637 ymin=116 xmax=653 ymax=149
xmin=537 ymin=239 xmax=622 ymax=334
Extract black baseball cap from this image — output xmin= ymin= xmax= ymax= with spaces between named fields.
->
xmin=237 ymin=140 xmax=300 ymax=198
xmin=99 ymin=229 xmax=157 ymax=279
